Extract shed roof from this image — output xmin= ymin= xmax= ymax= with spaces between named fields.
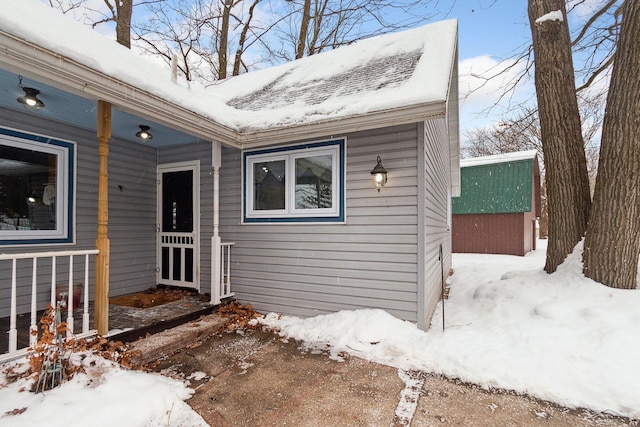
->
xmin=452 ymin=151 xmax=539 ymax=214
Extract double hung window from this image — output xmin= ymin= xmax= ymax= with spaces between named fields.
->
xmin=243 ymin=139 xmax=345 ymax=223
xmin=0 ymin=127 xmax=75 ymax=245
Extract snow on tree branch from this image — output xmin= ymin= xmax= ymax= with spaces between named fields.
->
xmin=535 ymin=10 xmax=563 ymax=25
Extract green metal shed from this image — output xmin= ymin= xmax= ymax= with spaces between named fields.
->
xmin=452 ymin=150 xmax=541 ymax=256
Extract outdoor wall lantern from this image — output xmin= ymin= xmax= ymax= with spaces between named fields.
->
xmin=370 ymin=156 xmax=388 ymax=192
xmin=16 ymin=76 xmax=45 ymax=110
xmin=136 ymin=125 xmax=153 ymax=141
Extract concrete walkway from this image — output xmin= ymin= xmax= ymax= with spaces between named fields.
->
xmin=143 ymin=321 xmax=634 ymax=427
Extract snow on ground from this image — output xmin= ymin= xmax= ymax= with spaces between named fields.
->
xmin=1 ymin=239 xmax=639 ymax=424
xmin=0 ymin=354 xmax=207 ymax=427
xmin=257 ymin=240 xmax=640 ymax=420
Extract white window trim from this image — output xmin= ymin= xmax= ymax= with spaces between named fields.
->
xmin=245 ymin=152 xmax=289 ymax=219
xmin=243 ymin=139 xmax=345 ymax=223
xmin=0 ymin=128 xmax=75 ymax=246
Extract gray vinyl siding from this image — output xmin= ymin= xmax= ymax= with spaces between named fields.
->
xmin=0 ymin=107 xmax=157 ymax=316
xmin=219 ymin=124 xmax=420 ymax=322
xmin=107 ymin=137 xmax=157 ymax=296
xmin=418 ymin=119 xmax=453 ymax=330
xmin=158 ymin=141 xmax=213 ymax=294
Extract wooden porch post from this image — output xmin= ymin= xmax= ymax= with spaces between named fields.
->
xmin=211 ymin=141 xmax=222 ymax=305
xmin=95 ymin=101 xmax=111 ymax=335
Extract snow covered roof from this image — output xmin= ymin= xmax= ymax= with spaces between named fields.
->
xmin=0 ymin=0 xmax=458 ymax=147
xmin=460 ymin=150 xmax=538 ymax=168
xmin=211 ymin=21 xmax=458 ymax=132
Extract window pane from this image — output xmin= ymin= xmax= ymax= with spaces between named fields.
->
xmin=0 ymin=145 xmax=57 ymax=231
xmin=162 ymin=170 xmax=193 ymax=232
xmin=295 ymin=155 xmax=332 ymax=209
xmin=253 ymin=160 xmax=285 ymax=210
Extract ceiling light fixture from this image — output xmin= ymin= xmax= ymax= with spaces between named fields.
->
xmin=16 ymin=76 xmax=45 ymax=110
xmin=136 ymin=125 xmax=153 ymax=141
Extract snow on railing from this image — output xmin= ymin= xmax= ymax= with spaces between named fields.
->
xmin=0 ymin=249 xmax=98 ymax=362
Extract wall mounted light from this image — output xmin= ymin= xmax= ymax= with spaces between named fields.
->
xmin=370 ymin=156 xmax=387 ymax=192
xmin=17 ymin=76 xmax=45 ymax=110
xmin=136 ymin=125 xmax=153 ymax=141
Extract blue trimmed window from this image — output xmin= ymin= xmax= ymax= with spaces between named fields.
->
xmin=0 ymin=127 xmax=75 ymax=245
xmin=243 ymin=139 xmax=345 ymax=223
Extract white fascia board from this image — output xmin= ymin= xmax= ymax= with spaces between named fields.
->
xmin=237 ymin=102 xmax=447 ymax=149
xmin=446 ymin=34 xmax=461 ymax=197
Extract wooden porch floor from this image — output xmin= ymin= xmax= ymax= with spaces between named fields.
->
xmin=1 ymin=291 xmax=217 ymax=356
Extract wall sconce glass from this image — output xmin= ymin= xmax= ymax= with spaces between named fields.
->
xmin=17 ymin=76 xmax=45 ymax=110
xmin=136 ymin=125 xmax=153 ymax=141
xmin=370 ymin=156 xmax=387 ymax=192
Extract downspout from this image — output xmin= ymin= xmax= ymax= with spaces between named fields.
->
xmin=95 ymin=100 xmax=111 ymax=335
xmin=211 ymin=141 xmax=222 ymax=305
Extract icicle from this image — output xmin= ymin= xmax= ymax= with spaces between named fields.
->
xmin=170 ymin=54 xmax=178 ymax=84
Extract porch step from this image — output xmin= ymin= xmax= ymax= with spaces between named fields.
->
xmin=109 ymin=304 xmax=218 ymax=343
xmin=128 ymin=313 xmax=229 ymax=365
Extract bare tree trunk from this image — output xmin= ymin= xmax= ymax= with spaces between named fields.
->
xmin=307 ymin=0 xmax=328 ymax=56
xmin=219 ymin=0 xmax=233 ymax=79
xmin=296 ymin=0 xmax=312 ymax=59
xmin=115 ymin=0 xmax=132 ymax=48
xmin=103 ymin=0 xmax=132 ymax=48
xmin=528 ymin=0 xmax=591 ymax=273
xmin=233 ymin=0 xmax=261 ymax=76
xmin=583 ymin=0 xmax=640 ymax=289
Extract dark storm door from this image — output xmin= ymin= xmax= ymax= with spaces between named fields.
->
xmin=157 ymin=162 xmax=200 ymax=290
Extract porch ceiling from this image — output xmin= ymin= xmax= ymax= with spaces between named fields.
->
xmin=0 ymin=68 xmax=203 ymax=148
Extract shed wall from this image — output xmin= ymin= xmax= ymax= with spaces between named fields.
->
xmin=219 ymin=124 xmax=420 ymax=322
xmin=452 ymin=212 xmax=529 ymax=256
xmin=0 ymin=107 xmax=157 ymax=316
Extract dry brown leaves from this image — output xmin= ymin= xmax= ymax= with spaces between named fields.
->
xmin=3 ymin=407 xmax=27 ymax=416
xmin=2 ymin=306 xmax=147 ymax=392
xmin=217 ymin=301 xmax=262 ymax=331
xmin=26 ymin=305 xmax=71 ymax=391
xmin=75 ymin=337 xmax=142 ymax=370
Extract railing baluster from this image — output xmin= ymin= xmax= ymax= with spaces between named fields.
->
xmin=67 ymin=255 xmax=74 ymax=336
xmin=220 ymin=245 xmax=225 ymax=295
xmin=226 ymin=245 xmax=232 ymax=295
xmin=9 ymin=259 xmax=18 ymax=353
xmin=50 ymin=256 xmax=56 ymax=307
xmin=30 ymin=258 xmax=38 ymax=348
xmin=83 ymin=254 xmax=90 ymax=333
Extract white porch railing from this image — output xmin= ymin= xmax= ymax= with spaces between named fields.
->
xmin=220 ymin=242 xmax=235 ymax=299
xmin=0 ymin=249 xmax=98 ymax=362
xmin=212 ymin=240 xmax=235 ymax=305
